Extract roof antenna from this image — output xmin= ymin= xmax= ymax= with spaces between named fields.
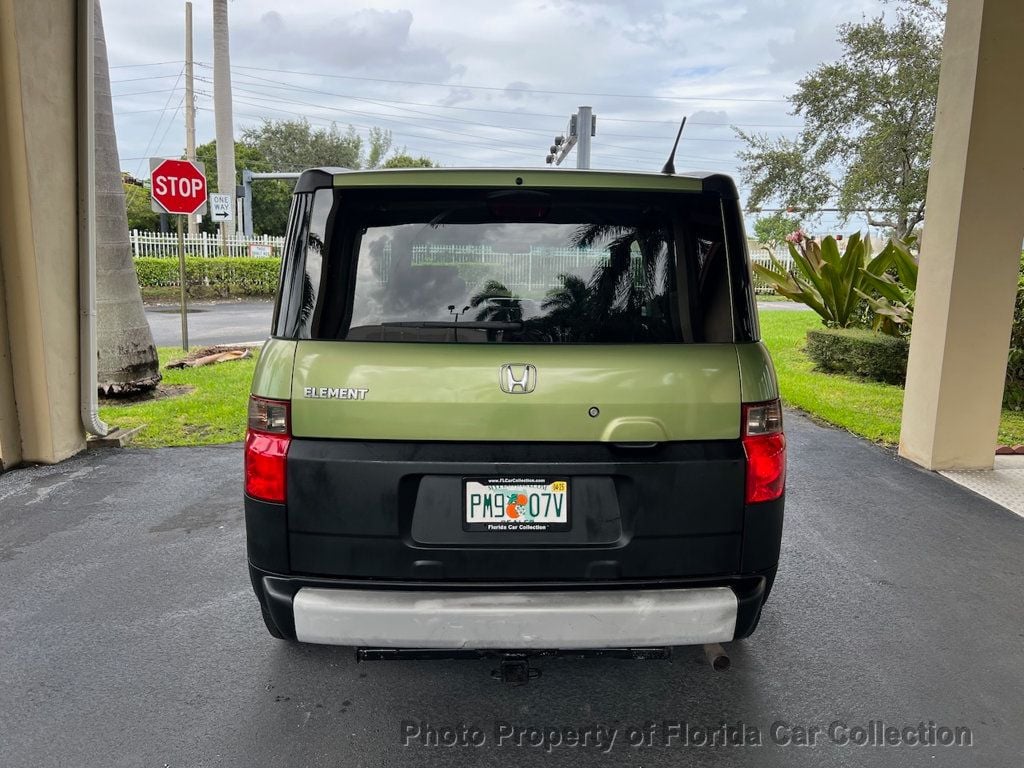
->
xmin=661 ymin=116 xmax=687 ymax=175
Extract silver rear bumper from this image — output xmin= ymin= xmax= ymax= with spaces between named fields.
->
xmin=292 ymin=587 xmax=738 ymax=648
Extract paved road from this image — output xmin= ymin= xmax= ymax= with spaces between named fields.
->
xmin=757 ymin=300 xmax=813 ymax=311
xmin=144 ymin=300 xmax=807 ymax=347
xmin=2 ymin=413 xmax=1021 ymax=767
xmin=145 ymin=300 xmax=273 ymax=347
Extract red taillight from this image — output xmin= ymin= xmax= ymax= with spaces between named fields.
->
xmin=245 ymin=396 xmax=290 ymax=503
xmin=742 ymin=400 xmax=786 ymax=504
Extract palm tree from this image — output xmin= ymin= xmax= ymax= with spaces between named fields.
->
xmin=540 ymin=273 xmax=593 ymax=341
xmin=94 ymin=1 xmax=160 ymax=394
xmin=572 ymin=223 xmax=669 ymax=315
xmin=469 ymin=280 xmax=523 ymax=323
xmin=542 ymin=273 xmax=591 ymax=316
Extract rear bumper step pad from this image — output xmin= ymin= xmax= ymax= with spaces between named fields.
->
xmin=292 ymin=586 xmax=738 ymax=648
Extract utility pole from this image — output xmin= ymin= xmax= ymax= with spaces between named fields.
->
xmin=184 ymin=1 xmax=197 ymax=235
xmin=213 ymin=0 xmax=236 ymax=255
xmin=576 ymin=106 xmax=593 ymax=169
xmin=545 ymin=106 xmax=596 ymax=169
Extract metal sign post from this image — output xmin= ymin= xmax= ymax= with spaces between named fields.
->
xmin=150 ymin=157 xmax=207 ymax=352
xmin=176 ymin=215 xmax=188 ymax=351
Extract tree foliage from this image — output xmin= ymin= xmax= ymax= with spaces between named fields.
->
xmin=736 ymin=1 xmax=944 ymax=239
xmin=382 ymin=153 xmax=436 ymax=169
xmin=125 ymin=121 xmax=437 ymax=236
xmin=364 ymin=127 xmax=392 ymax=169
xmin=753 ymin=212 xmax=802 ymax=252
xmin=196 ymin=140 xmax=268 ymax=189
xmin=123 ymin=180 xmax=160 ymax=232
xmin=240 ymin=118 xmax=363 ymax=171
xmin=195 ymin=139 xmax=292 ymax=236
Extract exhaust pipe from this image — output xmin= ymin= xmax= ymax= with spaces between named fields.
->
xmin=703 ymin=643 xmax=730 ymax=671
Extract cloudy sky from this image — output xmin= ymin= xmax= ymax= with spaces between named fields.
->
xmin=103 ymin=0 xmax=893 ymax=230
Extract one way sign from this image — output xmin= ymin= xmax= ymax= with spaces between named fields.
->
xmin=209 ymin=193 xmax=234 ymax=222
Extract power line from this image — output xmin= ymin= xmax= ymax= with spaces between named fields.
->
xmin=111 ymin=73 xmax=187 ymax=84
xmin=225 ymin=69 xmax=754 ymax=147
xmin=123 ymin=95 xmax=186 ymax=208
xmin=599 ymin=129 xmax=744 ymax=143
xmin=226 ymin=70 xmax=563 ymax=138
xmin=209 ymin=106 xmax=532 ymax=167
xmin=109 ymin=60 xmax=181 ymax=69
xmin=111 ymin=86 xmax=185 ymax=98
xmin=197 ymin=77 xmax=736 ymax=165
xmin=209 ymin=96 xmax=734 ymax=171
xmin=229 ymin=63 xmax=790 ymax=104
xmin=128 ymin=67 xmax=184 ymax=179
xmin=195 ymin=61 xmax=802 ymax=129
xmin=600 ymin=116 xmax=798 ymax=128
xmin=197 ymin=83 xmax=559 ymax=155
xmin=116 ymin=106 xmax=186 ymax=116
xmin=152 ymin=98 xmax=185 ymax=157
xmin=123 ymin=94 xmax=184 ymax=207
xmin=201 ymin=91 xmax=548 ymax=159
xmin=224 ymin=73 xmax=614 ymax=145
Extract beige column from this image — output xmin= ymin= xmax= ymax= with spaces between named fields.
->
xmin=900 ymin=0 xmax=1024 ymax=470
xmin=0 ymin=251 xmax=21 ymax=467
xmin=0 ymin=0 xmax=85 ymax=466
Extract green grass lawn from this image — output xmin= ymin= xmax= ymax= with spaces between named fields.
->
xmin=759 ymin=310 xmax=1024 ymax=445
xmin=99 ymin=347 xmax=256 ymax=448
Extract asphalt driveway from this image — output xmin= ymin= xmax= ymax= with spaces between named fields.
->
xmin=1 ymin=412 xmax=1021 ymax=767
xmin=143 ymin=299 xmax=808 ymax=347
xmin=145 ymin=300 xmax=273 ymax=347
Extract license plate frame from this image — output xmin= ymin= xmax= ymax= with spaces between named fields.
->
xmin=463 ymin=477 xmax=570 ymax=532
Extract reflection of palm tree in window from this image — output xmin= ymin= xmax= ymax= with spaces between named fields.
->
xmin=564 ymin=224 xmax=672 ymax=340
xmin=299 ymin=231 xmax=323 ymax=328
xmin=572 ymin=224 xmax=668 ymax=309
xmin=540 ymin=273 xmax=593 ymax=341
xmin=469 ymin=280 xmax=523 ymax=323
xmin=573 ymin=224 xmax=634 ymax=314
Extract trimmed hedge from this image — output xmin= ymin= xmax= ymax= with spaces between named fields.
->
xmin=135 ymin=257 xmax=281 ymax=297
xmin=805 ymin=328 xmax=909 ymax=385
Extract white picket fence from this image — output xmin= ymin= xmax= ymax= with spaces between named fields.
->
xmin=749 ymin=246 xmax=794 ymax=294
xmin=129 ymin=230 xmax=285 ymax=259
xmin=129 ymin=229 xmax=789 ymax=294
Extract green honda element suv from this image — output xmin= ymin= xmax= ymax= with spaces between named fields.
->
xmin=244 ymin=167 xmax=785 ymax=653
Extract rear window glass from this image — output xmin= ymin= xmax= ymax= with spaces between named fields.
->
xmin=277 ymin=188 xmax=738 ymax=344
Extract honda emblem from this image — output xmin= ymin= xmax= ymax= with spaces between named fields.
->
xmin=499 ymin=363 xmax=537 ymax=394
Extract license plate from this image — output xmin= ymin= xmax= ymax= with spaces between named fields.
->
xmin=463 ymin=477 xmax=570 ymax=532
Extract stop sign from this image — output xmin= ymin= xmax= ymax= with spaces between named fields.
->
xmin=149 ymin=158 xmax=208 ymax=215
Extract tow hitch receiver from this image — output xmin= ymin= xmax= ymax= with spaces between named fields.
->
xmin=493 ymin=654 xmax=538 ymax=685
xmin=356 ymin=647 xmax=671 ymax=684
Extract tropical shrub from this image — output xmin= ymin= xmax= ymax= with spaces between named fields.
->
xmin=1003 ymin=262 xmax=1024 ymax=409
xmin=856 ymin=237 xmax=918 ymax=335
xmin=753 ymin=231 xmax=875 ymax=328
xmin=805 ymin=328 xmax=909 ymax=385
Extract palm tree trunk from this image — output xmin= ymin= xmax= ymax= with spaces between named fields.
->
xmin=94 ymin=1 xmax=160 ymax=394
